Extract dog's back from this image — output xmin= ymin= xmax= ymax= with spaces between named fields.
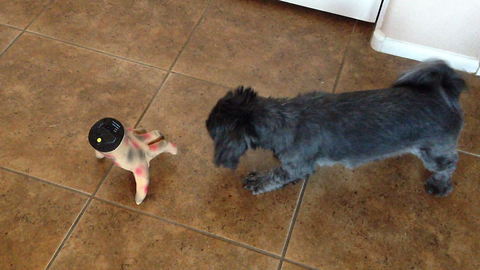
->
xmin=392 ymin=60 xmax=466 ymax=110
xmin=311 ymin=60 xmax=467 ymax=166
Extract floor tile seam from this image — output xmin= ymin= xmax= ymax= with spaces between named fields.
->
xmin=0 ymin=29 xmax=24 ymax=58
xmin=44 ymin=197 xmax=93 ymax=270
xmin=277 ymin=148 xmax=476 ymax=270
xmin=132 ymin=0 xmax=213 ymax=127
xmin=22 ymin=0 xmax=213 ymax=74
xmin=167 ymin=0 xmax=213 ymax=71
xmin=22 ymin=30 xmax=169 ymax=71
xmin=331 ymin=21 xmax=357 ymax=94
xmin=4 ymin=2 xmax=279 ymax=94
xmin=0 ymin=23 xmax=24 ymax=31
xmin=91 ymin=196 xmax=283 ymax=260
xmin=0 ymin=0 xmax=50 ymax=59
xmin=170 ymin=70 xmax=232 ymax=89
xmin=44 ymin=163 xmax=117 ymax=269
xmin=277 ymin=179 xmax=309 ymax=270
xmin=132 ymin=71 xmax=171 ymax=128
xmin=25 ymin=0 xmax=57 ymax=31
xmin=91 ymin=165 xmax=115 ymax=196
xmin=1 ymin=28 xmax=230 ymax=90
xmin=282 ymin=258 xmax=321 ymax=270
xmin=458 ymin=149 xmax=480 ymax=158
xmin=0 ymin=166 xmax=91 ymax=196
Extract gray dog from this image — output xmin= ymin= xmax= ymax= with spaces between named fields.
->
xmin=206 ymin=60 xmax=466 ymax=196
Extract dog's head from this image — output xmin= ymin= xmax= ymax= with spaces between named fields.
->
xmin=206 ymin=86 xmax=258 ymax=169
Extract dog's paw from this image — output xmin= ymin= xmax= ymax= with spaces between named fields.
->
xmin=243 ymin=172 xmax=263 ymax=195
xmin=425 ymin=177 xmax=453 ymax=197
xmin=243 ymin=172 xmax=283 ymax=195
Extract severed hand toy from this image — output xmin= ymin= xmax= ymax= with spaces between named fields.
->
xmin=88 ymin=118 xmax=177 ymax=205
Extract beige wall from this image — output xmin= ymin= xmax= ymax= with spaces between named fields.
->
xmin=380 ymin=0 xmax=480 ymax=58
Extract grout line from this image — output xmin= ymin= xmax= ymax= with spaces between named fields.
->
xmin=133 ymin=0 xmax=213 ymax=128
xmin=458 ymin=149 xmax=480 ymax=158
xmin=166 ymin=0 xmax=212 ymax=72
xmin=331 ymin=21 xmax=357 ymax=94
xmin=11 ymin=31 xmax=231 ymax=90
xmin=2 ymin=3 xmax=230 ymax=93
xmin=0 ymin=23 xmax=24 ymax=31
xmin=23 ymin=30 xmax=168 ymax=71
xmin=44 ymin=198 xmax=91 ymax=270
xmin=283 ymin=258 xmax=320 ymax=270
xmin=0 ymin=30 xmax=23 ymax=58
xmin=44 ymin=165 xmax=115 ymax=270
xmin=0 ymin=166 xmax=91 ymax=197
xmin=24 ymin=0 xmax=212 ymax=74
xmin=0 ymin=0 xmax=55 ymax=58
xmin=277 ymin=179 xmax=309 ymax=270
xmin=92 ymin=196 xmax=282 ymax=260
xmin=25 ymin=0 xmax=56 ymax=30
xmin=171 ymin=70 xmax=232 ymax=89
xmin=133 ymin=72 xmax=171 ymax=128
xmin=91 ymin=165 xmax=115 ymax=196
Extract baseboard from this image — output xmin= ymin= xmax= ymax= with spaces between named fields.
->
xmin=371 ymin=30 xmax=480 ymax=74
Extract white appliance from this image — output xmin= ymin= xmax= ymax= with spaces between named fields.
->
xmin=281 ymin=0 xmax=383 ymax=22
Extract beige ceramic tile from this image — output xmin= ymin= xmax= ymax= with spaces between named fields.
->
xmin=459 ymin=115 xmax=480 ymax=154
xmin=29 ymin=0 xmax=209 ymax=69
xmin=174 ymin=0 xmax=356 ymax=96
xmin=460 ymin=74 xmax=480 ymax=120
xmin=0 ymin=34 xmax=166 ymax=192
xmin=282 ymin=262 xmax=314 ymax=270
xmin=459 ymin=74 xmax=480 ymax=154
xmin=287 ymin=153 xmax=480 ymax=270
xmin=0 ymin=0 xmax=50 ymax=28
xmin=0 ymin=25 xmax=21 ymax=53
xmin=97 ymin=73 xmax=302 ymax=253
xmin=50 ymin=199 xmax=279 ymax=270
xmin=0 ymin=169 xmax=87 ymax=270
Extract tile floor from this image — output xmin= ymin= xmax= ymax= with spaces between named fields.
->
xmin=0 ymin=0 xmax=479 ymax=269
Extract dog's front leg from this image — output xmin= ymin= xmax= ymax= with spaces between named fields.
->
xmin=244 ymin=163 xmax=314 ymax=195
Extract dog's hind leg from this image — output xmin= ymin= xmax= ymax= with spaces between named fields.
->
xmin=244 ymin=161 xmax=315 ymax=195
xmin=418 ymin=145 xmax=458 ymax=196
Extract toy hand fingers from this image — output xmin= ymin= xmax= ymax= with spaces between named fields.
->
xmin=148 ymin=141 xmax=177 ymax=156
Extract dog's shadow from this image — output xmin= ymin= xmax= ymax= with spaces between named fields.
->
xmin=202 ymin=149 xmax=301 ymax=224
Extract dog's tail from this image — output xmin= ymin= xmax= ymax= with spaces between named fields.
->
xmin=393 ymin=60 xmax=466 ymax=100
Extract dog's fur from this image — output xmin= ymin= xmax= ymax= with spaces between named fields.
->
xmin=206 ymin=60 xmax=466 ymax=196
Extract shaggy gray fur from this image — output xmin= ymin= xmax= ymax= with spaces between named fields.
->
xmin=206 ymin=60 xmax=466 ymax=196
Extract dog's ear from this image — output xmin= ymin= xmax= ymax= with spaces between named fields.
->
xmin=206 ymin=86 xmax=258 ymax=169
xmin=223 ymin=86 xmax=258 ymax=138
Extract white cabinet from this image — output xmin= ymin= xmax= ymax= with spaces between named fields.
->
xmin=281 ymin=0 xmax=383 ymax=22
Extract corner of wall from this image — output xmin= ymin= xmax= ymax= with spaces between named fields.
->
xmin=370 ymin=29 xmax=385 ymax=52
xmin=370 ymin=30 xmax=480 ymax=73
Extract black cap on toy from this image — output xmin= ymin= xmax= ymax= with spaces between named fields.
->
xmin=88 ymin=117 xmax=125 ymax=152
